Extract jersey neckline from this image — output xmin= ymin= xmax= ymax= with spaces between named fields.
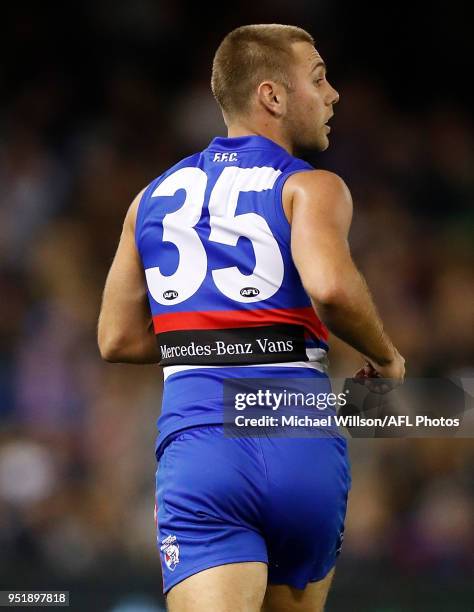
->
xmin=207 ymin=134 xmax=291 ymax=155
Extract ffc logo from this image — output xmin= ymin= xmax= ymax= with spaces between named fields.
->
xmin=240 ymin=287 xmax=260 ymax=298
xmin=213 ymin=152 xmax=238 ymax=162
xmin=163 ymin=290 xmax=179 ymax=300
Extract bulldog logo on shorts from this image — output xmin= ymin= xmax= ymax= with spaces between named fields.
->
xmin=160 ymin=534 xmax=180 ymax=571
xmin=336 ymin=528 xmax=345 ymax=556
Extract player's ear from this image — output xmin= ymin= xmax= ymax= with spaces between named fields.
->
xmin=257 ymin=81 xmax=287 ymax=117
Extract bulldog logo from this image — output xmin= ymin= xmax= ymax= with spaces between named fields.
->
xmin=160 ymin=534 xmax=180 ymax=571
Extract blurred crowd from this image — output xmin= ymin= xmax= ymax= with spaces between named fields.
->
xmin=0 ymin=1 xmax=473 ymax=609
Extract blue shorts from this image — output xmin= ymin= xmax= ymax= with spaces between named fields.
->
xmin=155 ymin=425 xmax=351 ymax=594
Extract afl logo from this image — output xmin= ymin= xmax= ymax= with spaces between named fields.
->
xmin=240 ymin=287 xmax=260 ymax=298
xmin=163 ymin=290 xmax=178 ymax=300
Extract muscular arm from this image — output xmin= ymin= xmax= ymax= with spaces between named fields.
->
xmin=285 ymin=170 xmax=401 ymax=372
xmin=97 ymin=190 xmax=160 ymax=364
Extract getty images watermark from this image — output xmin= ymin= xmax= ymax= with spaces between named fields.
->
xmin=223 ymin=376 xmax=473 ymax=438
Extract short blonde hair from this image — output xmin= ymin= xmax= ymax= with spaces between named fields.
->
xmin=211 ymin=24 xmax=314 ymax=119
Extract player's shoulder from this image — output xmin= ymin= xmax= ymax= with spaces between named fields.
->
xmin=283 ymin=169 xmax=353 ymax=225
xmin=286 ymin=169 xmax=351 ymax=200
xmin=151 ymin=152 xmax=202 ymax=188
xmin=127 ymin=152 xmax=202 ymax=226
xmin=148 ymin=151 xmax=203 ymax=192
xmin=127 ymin=187 xmax=147 ymax=217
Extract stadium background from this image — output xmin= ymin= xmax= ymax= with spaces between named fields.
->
xmin=0 ymin=1 xmax=472 ymax=610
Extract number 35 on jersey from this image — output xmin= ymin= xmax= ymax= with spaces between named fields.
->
xmin=144 ymin=166 xmax=284 ymax=306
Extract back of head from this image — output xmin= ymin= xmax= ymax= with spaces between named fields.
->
xmin=211 ymin=24 xmax=314 ymax=122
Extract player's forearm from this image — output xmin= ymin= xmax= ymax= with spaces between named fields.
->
xmin=97 ymin=304 xmax=161 ymax=364
xmin=310 ymin=269 xmax=396 ymax=367
xmin=98 ymin=328 xmax=160 ymax=363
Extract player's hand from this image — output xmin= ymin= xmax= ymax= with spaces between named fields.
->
xmin=354 ymin=349 xmax=405 ymax=393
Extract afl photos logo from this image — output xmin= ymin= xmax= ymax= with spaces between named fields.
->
xmin=163 ymin=290 xmax=178 ymax=301
xmin=240 ymin=287 xmax=260 ymax=298
xmin=160 ymin=534 xmax=180 ymax=571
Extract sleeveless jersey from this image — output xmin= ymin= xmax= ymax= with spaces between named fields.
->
xmin=135 ymin=135 xmax=330 ymax=456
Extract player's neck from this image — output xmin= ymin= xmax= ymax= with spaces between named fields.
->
xmin=226 ymin=124 xmax=294 ymax=155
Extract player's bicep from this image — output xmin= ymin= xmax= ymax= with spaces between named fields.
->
xmin=98 ymin=189 xmax=152 ymax=352
xmin=288 ymin=170 xmax=354 ymax=303
xmin=105 ymin=189 xmax=148 ymax=305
